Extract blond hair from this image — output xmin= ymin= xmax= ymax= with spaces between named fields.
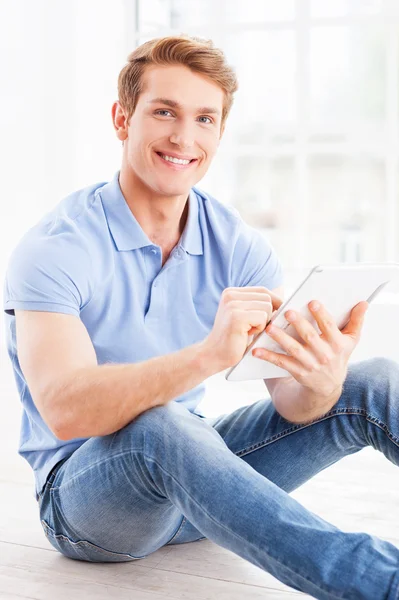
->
xmin=117 ymin=35 xmax=238 ymax=130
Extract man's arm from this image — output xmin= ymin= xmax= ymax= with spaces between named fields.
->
xmin=15 ymin=311 xmax=220 ymax=442
xmin=15 ymin=284 xmax=286 ymax=441
xmin=265 ymin=376 xmax=342 ymax=425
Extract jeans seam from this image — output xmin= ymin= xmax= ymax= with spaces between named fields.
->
xmin=235 ymin=408 xmax=399 ymax=458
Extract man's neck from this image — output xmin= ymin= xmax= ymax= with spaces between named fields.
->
xmin=118 ymin=167 xmax=189 ymax=245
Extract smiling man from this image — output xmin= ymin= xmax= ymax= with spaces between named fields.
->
xmin=4 ymin=36 xmax=399 ymax=599
xmin=113 ymin=60 xmax=225 ymax=265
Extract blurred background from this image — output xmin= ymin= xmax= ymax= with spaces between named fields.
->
xmin=2 ymin=6 xmax=399 ymax=593
xmin=1 ymin=0 xmax=399 ymax=303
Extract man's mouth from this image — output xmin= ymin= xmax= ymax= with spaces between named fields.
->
xmin=155 ymin=151 xmax=198 ymax=169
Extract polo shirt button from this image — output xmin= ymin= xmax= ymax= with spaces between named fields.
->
xmin=151 ymin=248 xmax=157 ymax=254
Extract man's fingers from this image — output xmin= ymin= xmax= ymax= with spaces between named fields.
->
xmin=341 ymin=301 xmax=369 ymax=339
xmin=225 ymin=287 xmax=283 ymax=310
xmin=240 ymin=310 xmax=270 ymax=333
xmin=229 ymin=300 xmax=273 ymax=313
xmin=268 ymin=291 xmax=284 ymax=310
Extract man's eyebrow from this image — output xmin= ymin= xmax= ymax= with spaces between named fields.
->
xmin=148 ymin=97 xmax=221 ymax=116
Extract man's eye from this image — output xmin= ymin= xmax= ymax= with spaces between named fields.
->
xmin=198 ymin=116 xmax=212 ymax=124
xmin=155 ymin=110 xmax=173 ymax=117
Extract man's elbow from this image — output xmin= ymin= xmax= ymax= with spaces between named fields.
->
xmin=37 ymin=386 xmax=74 ymax=441
xmin=52 ymin=423 xmax=72 ymax=441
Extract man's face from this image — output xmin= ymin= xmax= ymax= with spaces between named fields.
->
xmin=116 ymin=64 xmax=225 ymax=197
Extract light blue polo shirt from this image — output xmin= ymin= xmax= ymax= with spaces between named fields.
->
xmin=3 ymin=170 xmax=283 ymax=500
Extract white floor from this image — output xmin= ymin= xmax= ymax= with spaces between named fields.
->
xmin=1 ymin=300 xmax=399 ymax=599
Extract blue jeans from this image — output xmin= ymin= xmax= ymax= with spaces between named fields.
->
xmin=38 ymin=357 xmax=399 ymax=599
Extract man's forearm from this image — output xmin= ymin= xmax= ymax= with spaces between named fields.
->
xmin=51 ymin=341 xmax=218 ymax=441
xmin=269 ymin=376 xmax=343 ymax=425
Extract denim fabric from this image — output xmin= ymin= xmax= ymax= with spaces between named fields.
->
xmin=38 ymin=357 xmax=399 ymax=599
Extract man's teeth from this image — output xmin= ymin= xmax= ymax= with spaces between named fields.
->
xmin=160 ymin=153 xmax=191 ymax=165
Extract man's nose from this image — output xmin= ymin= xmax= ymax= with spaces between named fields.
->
xmin=169 ymin=121 xmax=195 ymax=149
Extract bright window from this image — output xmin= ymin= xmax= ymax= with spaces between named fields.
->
xmin=134 ymin=0 xmax=399 ymax=297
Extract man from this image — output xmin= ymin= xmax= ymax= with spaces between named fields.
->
xmin=3 ymin=35 xmax=399 ymax=599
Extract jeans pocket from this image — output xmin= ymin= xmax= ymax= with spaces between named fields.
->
xmin=40 ymin=519 xmax=139 ymax=563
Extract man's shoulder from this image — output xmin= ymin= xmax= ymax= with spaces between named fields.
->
xmin=8 ymin=178 xmax=110 ymax=276
xmin=24 ymin=179 xmax=108 ymax=245
xmin=49 ymin=178 xmax=109 ymax=227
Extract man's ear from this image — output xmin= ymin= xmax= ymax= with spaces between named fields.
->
xmin=112 ymin=101 xmax=128 ymax=143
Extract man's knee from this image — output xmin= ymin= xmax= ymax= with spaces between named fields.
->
xmin=124 ymin=400 xmax=192 ymax=441
xmin=135 ymin=400 xmax=189 ymax=425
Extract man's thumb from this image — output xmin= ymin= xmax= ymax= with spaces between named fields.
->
xmin=342 ymin=301 xmax=369 ymax=338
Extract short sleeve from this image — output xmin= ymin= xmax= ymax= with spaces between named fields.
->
xmin=230 ymin=221 xmax=284 ymax=290
xmin=3 ymin=233 xmax=93 ymax=318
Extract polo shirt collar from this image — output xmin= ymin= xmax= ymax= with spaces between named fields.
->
xmin=99 ymin=171 xmax=203 ymax=255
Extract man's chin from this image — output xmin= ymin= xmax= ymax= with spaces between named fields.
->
xmin=153 ymin=182 xmax=194 ymax=198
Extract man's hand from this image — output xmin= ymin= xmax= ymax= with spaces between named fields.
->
xmin=252 ymin=299 xmax=369 ymax=398
xmin=202 ymin=286 xmax=284 ymax=371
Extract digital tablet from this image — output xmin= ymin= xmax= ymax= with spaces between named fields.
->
xmin=225 ymin=263 xmax=399 ymax=382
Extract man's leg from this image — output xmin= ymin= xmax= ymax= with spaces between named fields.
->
xmin=212 ymin=356 xmax=399 ymax=491
xmin=171 ymin=355 xmax=399 ymax=546
xmin=39 ymin=358 xmax=399 ymax=599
